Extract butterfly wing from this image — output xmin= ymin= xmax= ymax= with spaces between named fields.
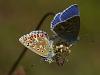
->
xmin=51 ymin=13 xmax=61 ymax=29
xmin=51 ymin=4 xmax=80 ymax=44
xmin=61 ymin=4 xmax=80 ymax=21
xmin=19 ymin=30 xmax=51 ymax=57
xmin=52 ymin=16 xmax=80 ymax=43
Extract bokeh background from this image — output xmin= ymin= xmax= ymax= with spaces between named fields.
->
xmin=0 ymin=0 xmax=100 ymax=75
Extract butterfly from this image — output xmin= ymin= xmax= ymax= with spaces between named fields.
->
xmin=19 ymin=4 xmax=80 ymax=65
xmin=51 ymin=4 xmax=80 ymax=44
xmin=50 ymin=4 xmax=80 ymax=65
xmin=19 ymin=30 xmax=55 ymax=63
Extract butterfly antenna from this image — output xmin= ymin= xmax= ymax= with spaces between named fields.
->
xmin=8 ymin=12 xmax=55 ymax=75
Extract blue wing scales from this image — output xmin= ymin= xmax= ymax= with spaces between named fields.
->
xmin=51 ymin=13 xmax=61 ymax=29
xmin=61 ymin=4 xmax=80 ymax=21
xmin=51 ymin=4 xmax=80 ymax=44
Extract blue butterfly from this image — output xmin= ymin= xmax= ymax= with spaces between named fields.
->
xmin=51 ymin=4 xmax=80 ymax=44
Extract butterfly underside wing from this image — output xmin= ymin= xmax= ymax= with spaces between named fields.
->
xmin=19 ymin=30 xmax=53 ymax=57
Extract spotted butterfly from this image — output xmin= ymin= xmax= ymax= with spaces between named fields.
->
xmin=19 ymin=30 xmax=55 ymax=63
xmin=19 ymin=4 xmax=80 ymax=65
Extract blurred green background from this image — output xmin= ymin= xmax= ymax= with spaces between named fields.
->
xmin=0 ymin=0 xmax=100 ymax=75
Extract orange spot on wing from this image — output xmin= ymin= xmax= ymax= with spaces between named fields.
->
xmin=39 ymin=34 xmax=44 ymax=37
xmin=31 ymin=44 xmax=35 ymax=48
xmin=29 ymin=41 xmax=32 ymax=43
